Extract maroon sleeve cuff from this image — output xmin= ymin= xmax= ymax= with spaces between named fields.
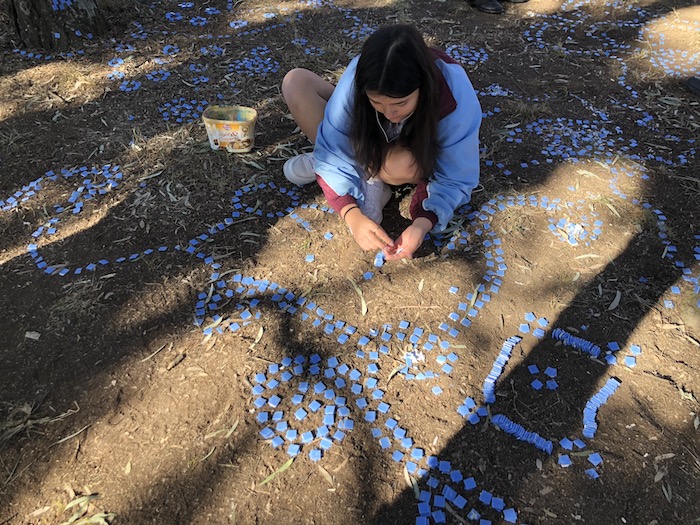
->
xmin=316 ymin=175 xmax=357 ymax=215
xmin=409 ymin=180 xmax=438 ymax=228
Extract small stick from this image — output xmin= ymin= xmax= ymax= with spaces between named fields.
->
xmin=51 ymin=424 xmax=91 ymax=447
xmin=166 ymin=353 xmax=186 ymax=371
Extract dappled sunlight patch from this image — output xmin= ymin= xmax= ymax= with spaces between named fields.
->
xmin=0 ymin=61 xmax=106 ymax=121
xmin=637 ymin=11 xmax=700 ymax=80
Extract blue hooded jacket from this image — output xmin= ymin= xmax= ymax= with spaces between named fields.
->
xmin=314 ymin=52 xmax=482 ymax=232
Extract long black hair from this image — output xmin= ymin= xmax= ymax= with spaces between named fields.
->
xmin=351 ymin=25 xmax=440 ymax=180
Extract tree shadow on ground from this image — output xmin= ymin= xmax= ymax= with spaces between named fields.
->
xmin=370 ymin=206 xmax=695 ymax=525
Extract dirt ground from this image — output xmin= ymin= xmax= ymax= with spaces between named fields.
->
xmin=0 ymin=0 xmax=698 ymax=524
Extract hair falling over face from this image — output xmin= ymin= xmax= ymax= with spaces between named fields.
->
xmin=351 ymin=25 xmax=440 ymax=181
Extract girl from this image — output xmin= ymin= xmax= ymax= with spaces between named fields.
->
xmin=281 ymin=24 xmax=481 ymax=260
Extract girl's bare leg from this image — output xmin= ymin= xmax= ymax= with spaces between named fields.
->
xmin=281 ymin=68 xmax=335 ymax=144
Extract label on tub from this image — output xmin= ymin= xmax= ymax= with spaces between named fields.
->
xmin=202 ymin=106 xmax=257 ymax=153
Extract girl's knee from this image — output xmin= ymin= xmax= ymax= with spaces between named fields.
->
xmin=380 ymin=148 xmax=422 ymax=185
xmin=282 ymin=68 xmax=311 ymax=103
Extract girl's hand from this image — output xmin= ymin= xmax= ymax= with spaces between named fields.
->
xmin=383 ymin=217 xmax=432 ymax=260
xmin=345 ymin=207 xmax=394 ymax=251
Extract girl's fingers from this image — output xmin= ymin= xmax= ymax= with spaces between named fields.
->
xmin=354 ymin=221 xmax=394 ymax=251
xmin=383 ymin=241 xmax=405 ymax=259
xmin=369 ymin=235 xmax=387 ymax=251
xmin=373 ymin=227 xmax=394 ymax=248
xmin=384 ymin=249 xmax=409 ymax=260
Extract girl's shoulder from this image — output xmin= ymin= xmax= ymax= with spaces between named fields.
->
xmin=432 ymin=50 xmax=469 ymax=83
xmin=329 ymin=55 xmax=361 ymax=103
xmin=430 ymin=48 xmax=460 ymax=66
xmin=432 ymin=53 xmax=476 ymax=119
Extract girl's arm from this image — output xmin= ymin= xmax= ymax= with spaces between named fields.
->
xmin=410 ymin=63 xmax=482 ymax=233
xmin=313 ymin=57 xmax=367 ymax=205
xmin=318 ymin=176 xmax=394 ymax=251
xmin=313 ymin=57 xmax=394 ymax=251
